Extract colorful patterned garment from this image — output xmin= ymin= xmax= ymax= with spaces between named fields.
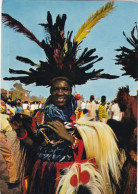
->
xmin=32 ymin=95 xmax=85 ymax=162
xmin=24 ymin=96 xmax=94 ymax=194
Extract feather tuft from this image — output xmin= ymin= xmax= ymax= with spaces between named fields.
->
xmin=2 ymin=13 xmax=42 ymax=47
xmin=75 ymin=114 xmax=121 ymax=193
xmin=75 ymin=2 xmax=115 ymax=43
xmin=56 ymin=162 xmax=104 ymax=194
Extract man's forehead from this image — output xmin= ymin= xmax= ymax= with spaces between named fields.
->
xmin=52 ymin=80 xmax=70 ymax=87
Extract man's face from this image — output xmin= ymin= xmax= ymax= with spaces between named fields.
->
xmin=50 ymin=80 xmax=71 ymax=108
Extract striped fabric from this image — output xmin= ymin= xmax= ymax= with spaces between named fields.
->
xmin=98 ymin=104 xmax=107 ymax=122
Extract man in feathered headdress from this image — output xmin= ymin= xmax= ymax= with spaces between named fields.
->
xmin=2 ymin=2 xmax=121 ymax=194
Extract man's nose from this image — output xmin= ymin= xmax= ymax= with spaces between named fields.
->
xmin=57 ymin=89 xmax=64 ymax=95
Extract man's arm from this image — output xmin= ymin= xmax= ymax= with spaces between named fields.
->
xmin=9 ymin=120 xmax=34 ymax=147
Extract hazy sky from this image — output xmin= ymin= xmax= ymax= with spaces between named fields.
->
xmin=1 ymin=0 xmax=138 ymax=101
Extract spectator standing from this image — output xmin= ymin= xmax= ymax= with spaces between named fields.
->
xmin=88 ymin=95 xmax=96 ymax=120
xmin=5 ymin=99 xmax=15 ymax=116
xmin=30 ymin=102 xmax=35 ymax=116
xmin=0 ymin=100 xmax=19 ymax=189
xmin=85 ymin=100 xmax=90 ymax=110
xmin=75 ymin=93 xmax=82 ymax=111
xmin=11 ymin=101 xmax=17 ymax=114
xmin=22 ymin=101 xmax=30 ymax=116
xmin=106 ymin=102 xmax=111 ymax=118
xmin=34 ymin=101 xmax=39 ymax=110
xmin=98 ymin=96 xmax=107 ymax=122
xmin=81 ymin=100 xmax=86 ymax=110
xmin=111 ymin=98 xmax=122 ymax=121
xmin=16 ymin=102 xmax=23 ymax=114
xmin=95 ymin=101 xmax=100 ymax=121
xmin=22 ymin=101 xmax=28 ymax=110
xmin=38 ymin=101 xmax=42 ymax=109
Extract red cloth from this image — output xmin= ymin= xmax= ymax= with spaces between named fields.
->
xmin=55 ymin=140 xmax=97 ymax=188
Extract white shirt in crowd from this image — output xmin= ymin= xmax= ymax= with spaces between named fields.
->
xmin=30 ymin=104 xmax=35 ymax=111
xmin=39 ymin=103 xmax=42 ymax=109
xmin=22 ymin=103 xmax=28 ymax=110
xmin=35 ymin=103 xmax=39 ymax=110
xmin=81 ymin=101 xmax=86 ymax=109
xmin=6 ymin=103 xmax=15 ymax=115
xmin=111 ymin=103 xmax=122 ymax=121
xmin=88 ymin=100 xmax=97 ymax=120
xmin=85 ymin=102 xmax=90 ymax=109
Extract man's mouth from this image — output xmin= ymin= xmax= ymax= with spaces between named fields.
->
xmin=56 ymin=97 xmax=65 ymax=103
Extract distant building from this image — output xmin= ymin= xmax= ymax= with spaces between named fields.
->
xmin=1 ymin=88 xmax=31 ymax=102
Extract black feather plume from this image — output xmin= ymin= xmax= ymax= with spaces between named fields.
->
xmin=2 ymin=13 xmax=42 ymax=47
xmin=3 ymin=11 xmax=119 ymax=86
xmin=115 ymin=24 xmax=138 ymax=81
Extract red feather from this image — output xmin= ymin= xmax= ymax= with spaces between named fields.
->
xmin=2 ymin=13 xmax=42 ymax=47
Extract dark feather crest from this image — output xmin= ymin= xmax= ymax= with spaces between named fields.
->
xmin=3 ymin=11 xmax=119 ymax=86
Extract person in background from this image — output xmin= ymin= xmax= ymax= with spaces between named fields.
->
xmin=38 ymin=101 xmax=42 ymax=109
xmin=81 ymin=100 xmax=86 ymax=111
xmin=11 ymin=101 xmax=17 ymax=114
xmin=85 ymin=100 xmax=90 ymax=110
xmin=22 ymin=101 xmax=30 ymax=116
xmin=111 ymin=98 xmax=122 ymax=121
xmin=34 ymin=101 xmax=39 ymax=110
xmin=0 ymin=100 xmax=20 ymax=189
xmin=88 ymin=95 xmax=96 ymax=121
xmin=30 ymin=102 xmax=36 ymax=116
xmin=16 ymin=102 xmax=23 ymax=114
xmin=75 ymin=93 xmax=82 ymax=110
xmin=106 ymin=102 xmax=111 ymax=118
xmin=98 ymin=96 xmax=107 ymax=122
xmin=4 ymin=99 xmax=15 ymax=116
xmin=22 ymin=101 xmax=28 ymax=112
xmin=95 ymin=101 xmax=100 ymax=121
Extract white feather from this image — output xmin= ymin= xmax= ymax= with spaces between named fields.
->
xmin=56 ymin=162 xmax=104 ymax=194
xmin=75 ymin=114 xmax=121 ymax=193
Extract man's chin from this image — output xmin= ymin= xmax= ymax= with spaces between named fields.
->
xmin=54 ymin=101 xmax=66 ymax=107
xmin=56 ymin=103 xmax=66 ymax=107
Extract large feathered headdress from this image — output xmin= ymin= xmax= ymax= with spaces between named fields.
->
xmin=2 ymin=2 xmax=118 ymax=87
xmin=115 ymin=24 xmax=138 ymax=81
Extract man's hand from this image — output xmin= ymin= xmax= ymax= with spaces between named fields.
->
xmin=47 ymin=120 xmax=73 ymax=144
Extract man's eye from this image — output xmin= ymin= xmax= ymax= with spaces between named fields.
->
xmin=62 ymin=87 xmax=69 ymax=91
xmin=52 ymin=87 xmax=70 ymax=92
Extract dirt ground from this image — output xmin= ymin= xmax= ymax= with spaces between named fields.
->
xmin=0 ymin=130 xmax=22 ymax=194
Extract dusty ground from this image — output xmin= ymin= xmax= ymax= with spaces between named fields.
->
xmin=0 ymin=130 xmax=22 ymax=194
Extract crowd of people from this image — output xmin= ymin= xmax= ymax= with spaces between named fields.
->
xmin=75 ymin=94 xmax=122 ymax=123
xmin=0 ymin=98 xmax=45 ymax=116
